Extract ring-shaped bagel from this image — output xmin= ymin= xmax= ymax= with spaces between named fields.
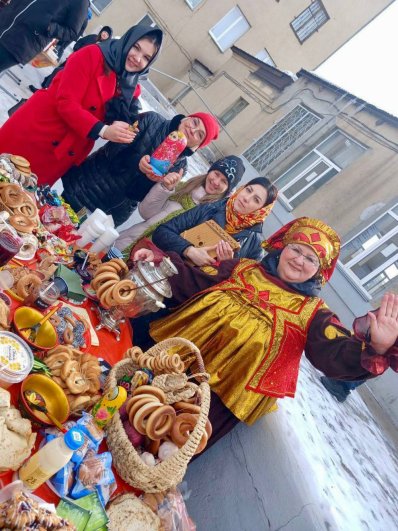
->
xmin=125 ymin=394 xmax=158 ymax=415
xmin=173 ymin=402 xmax=201 ymax=415
xmin=63 ymin=326 xmax=74 ymax=345
xmin=128 ymin=397 xmax=161 ymax=426
xmin=102 ymin=286 xmax=117 ymax=308
xmin=9 ymin=214 xmax=35 ymax=233
xmin=17 ymin=202 xmax=38 ymax=218
xmin=1 ymin=184 xmax=25 ymax=207
xmin=109 ymin=258 xmax=128 ymax=273
xmin=133 ymin=385 xmax=166 ymax=403
xmin=170 ymin=413 xmax=198 ymax=447
xmin=194 ymin=431 xmax=208 ymax=455
xmin=92 ymin=274 xmax=118 ymax=292
xmin=95 ymin=263 xmax=121 ymax=275
xmin=96 ymin=279 xmax=118 ymax=299
xmin=146 ymin=405 xmax=176 ymax=440
xmin=16 ymin=273 xmax=41 ymax=298
xmin=133 ymin=401 xmax=162 ymax=435
xmin=110 ymin=279 xmax=136 ymax=304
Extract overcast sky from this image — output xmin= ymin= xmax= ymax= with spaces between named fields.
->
xmin=316 ymin=1 xmax=398 ymax=117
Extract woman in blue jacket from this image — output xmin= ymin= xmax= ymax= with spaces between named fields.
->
xmin=152 ymin=177 xmax=277 ymax=266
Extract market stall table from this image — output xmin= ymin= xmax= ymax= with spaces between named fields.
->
xmin=0 ymin=288 xmax=139 ymax=504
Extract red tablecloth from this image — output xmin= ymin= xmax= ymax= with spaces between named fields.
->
xmin=0 ymin=297 xmax=139 ymax=502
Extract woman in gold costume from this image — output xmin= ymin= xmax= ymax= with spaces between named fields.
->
xmin=136 ymin=217 xmax=398 ymax=450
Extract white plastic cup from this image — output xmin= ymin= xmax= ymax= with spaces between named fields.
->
xmin=87 ymin=220 xmax=106 ymax=238
xmin=76 ymin=221 xmax=106 ymax=247
xmin=103 ymin=215 xmax=115 ymax=228
xmin=90 ymin=228 xmax=120 ymax=253
xmin=77 ymin=209 xmax=107 ymax=235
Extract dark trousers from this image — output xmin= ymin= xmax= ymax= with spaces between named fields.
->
xmin=0 ymin=43 xmax=17 ymax=74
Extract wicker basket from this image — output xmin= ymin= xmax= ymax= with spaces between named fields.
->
xmin=106 ymin=337 xmax=211 ymax=493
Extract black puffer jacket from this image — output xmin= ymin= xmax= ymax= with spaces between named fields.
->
xmin=0 ymin=0 xmax=88 ymax=63
xmin=152 ymin=198 xmax=265 ymax=261
xmin=61 ymin=112 xmax=191 ymax=227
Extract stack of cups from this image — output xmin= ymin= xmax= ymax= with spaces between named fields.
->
xmin=77 ymin=209 xmax=108 ymax=236
xmin=77 ymin=220 xmax=106 ymax=247
xmin=90 ymin=227 xmax=120 ymax=253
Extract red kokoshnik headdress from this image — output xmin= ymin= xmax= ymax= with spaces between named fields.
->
xmin=262 ymin=217 xmax=341 ymax=284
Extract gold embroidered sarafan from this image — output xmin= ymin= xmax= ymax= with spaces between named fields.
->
xmin=150 ymin=259 xmax=324 ymax=424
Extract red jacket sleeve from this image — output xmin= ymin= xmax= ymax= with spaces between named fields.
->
xmin=305 ymin=308 xmax=376 ymax=380
xmin=54 ymin=46 xmax=112 ymax=138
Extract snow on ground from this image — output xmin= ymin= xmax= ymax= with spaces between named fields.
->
xmin=1 ymin=64 xmax=398 ymax=531
xmin=282 ymin=360 xmax=398 ymax=529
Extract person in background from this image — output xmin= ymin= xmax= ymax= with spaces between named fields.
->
xmin=29 ymin=25 xmax=114 ymax=92
xmin=0 ymin=0 xmax=89 ymax=73
xmin=152 ymin=177 xmax=278 ymax=264
xmin=0 ymin=24 xmax=163 ymax=186
xmin=320 ymin=375 xmax=366 ymax=402
xmin=141 ymin=217 xmax=398 ymax=452
xmin=73 ymin=25 xmax=113 ymax=51
xmin=61 ymin=112 xmax=220 ymax=227
xmin=115 ymin=155 xmax=245 ymax=256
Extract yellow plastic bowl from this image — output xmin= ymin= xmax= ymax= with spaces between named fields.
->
xmin=20 ymin=373 xmax=70 ymax=427
xmin=13 ymin=306 xmax=58 ymax=351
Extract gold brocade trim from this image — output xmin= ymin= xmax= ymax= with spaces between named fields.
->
xmin=211 ymin=260 xmax=322 ymax=392
xmin=200 ymin=265 xmax=219 ymax=275
xmin=324 ymin=325 xmax=346 ymax=340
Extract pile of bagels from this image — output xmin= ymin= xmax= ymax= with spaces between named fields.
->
xmin=125 ymin=384 xmax=212 ymax=457
xmin=0 ymin=182 xmax=39 ymax=234
xmin=91 ymin=258 xmax=137 ymax=309
xmin=43 ymin=346 xmax=101 ymax=414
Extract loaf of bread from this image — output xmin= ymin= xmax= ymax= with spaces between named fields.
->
xmin=107 ymin=494 xmax=161 ymax=531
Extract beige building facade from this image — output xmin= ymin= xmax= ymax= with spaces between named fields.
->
xmin=241 ymin=70 xmax=398 ymax=304
xmin=88 ymin=0 xmax=393 ymax=154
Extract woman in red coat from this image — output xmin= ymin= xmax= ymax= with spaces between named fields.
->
xmin=0 ymin=24 xmax=163 ymax=185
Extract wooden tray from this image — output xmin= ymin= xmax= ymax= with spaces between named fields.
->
xmin=181 ymin=219 xmax=240 ymax=257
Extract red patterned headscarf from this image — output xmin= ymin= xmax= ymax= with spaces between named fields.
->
xmin=262 ymin=217 xmax=341 ymax=283
xmin=224 ymin=185 xmax=276 ymax=234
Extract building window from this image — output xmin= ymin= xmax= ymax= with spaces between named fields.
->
xmin=275 ymin=130 xmax=366 ymax=208
xmin=90 ymin=0 xmax=112 ymax=15
xmin=291 ymin=1 xmax=329 ymax=43
xmin=219 ymin=97 xmax=249 ymax=126
xmin=137 ymin=14 xmax=157 ymax=28
xmin=186 ymin=0 xmax=203 ymax=8
xmin=243 ymin=105 xmax=320 ymax=173
xmin=340 ymin=205 xmax=398 ymax=299
xmin=209 ymin=6 xmax=250 ymax=52
xmin=255 ymin=48 xmax=275 ymax=67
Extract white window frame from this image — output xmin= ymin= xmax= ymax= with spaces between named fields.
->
xmin=275 ymin=130 xmax=366 ymax=209
xmin=136 ymin=13 xmax=157 ymax=28
xmin=219 ymin=97 xmax=249 ymax=125
xmin=243 ymin=105 xmax=320 ymax=172
xmin=209 ymin=6 xmax=250 ymax=52
xmin=185 ymin=0 xmax=203 ymax=9
xmin=90 ymin=0 xmax=113 ymax=15
xmin=341 ymin=205 xmax=398 ymax=298
xmin=255 ymin=48 xmax=275 ymax=67
xmin=291 ymin=0 xmax=329 ymax=43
